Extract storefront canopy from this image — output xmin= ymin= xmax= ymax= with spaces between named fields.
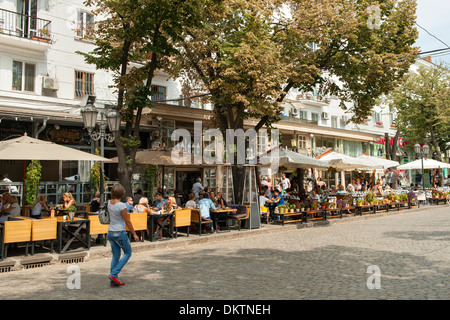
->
xmin=0 ymin=134 xmax=111 ymax=162
xmin=397 ymin=158 xmax=450 ymax=170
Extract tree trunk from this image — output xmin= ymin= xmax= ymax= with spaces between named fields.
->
xmin=231 ymin=164 xmax=246 ymax=205
xmin=296 ymin=168 xmax=305 ymax=192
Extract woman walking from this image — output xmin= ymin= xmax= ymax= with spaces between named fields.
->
xmin=107 ymin=184 xmax=139 ymax=287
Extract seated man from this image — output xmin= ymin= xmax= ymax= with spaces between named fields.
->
xmin=265 ymin=189 xmax=285 ymax=221
xmin=198 ymin=193 xmax=216 ymax=232
xmin=125 ymin=196 xmax=134 ymax=213
xmin=310 ymin=189 xmax=320 ymax=202
xmin=152 ymin=193 xmax=168 ymax=211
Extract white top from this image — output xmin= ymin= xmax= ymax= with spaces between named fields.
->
xmin=0 ymin=203 xmax=20 ymax=223
xmin=185 ymin=200 xmax=197 ymax=209
xmin=31 ymin=202 xmax=44 ymax=216
xmin=281 ymin=178 xmax=290 ymax=190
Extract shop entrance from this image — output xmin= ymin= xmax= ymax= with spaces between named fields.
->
xmin=176 ymin=170 xmax=202 ymax=195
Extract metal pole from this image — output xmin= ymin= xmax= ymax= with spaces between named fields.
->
xmin=421 ymin=152 xmax=426 ymax=205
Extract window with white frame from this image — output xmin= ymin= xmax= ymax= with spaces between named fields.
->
xmin=77 ymin=11 xmax=94 ymax=38
xmin=75 ymin=70 xmax=94 ymax=98
xmin=12 ymin=61 xmax=35 ymax=92
xmin=299 ymin=110 xmax=308 ymax=120
xmin=331 ymin=116 xmax=338 ymax=128
xmin=311 ymin=112 xmax=319 ymax=123
xmin=373 ymin=112 xmax=382 ymax=123
xmin=297 ymin=135 xmax=307 ymax=149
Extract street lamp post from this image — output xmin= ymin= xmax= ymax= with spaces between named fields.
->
xmin=81 ymin=96 xmax=121 ymax=212
xmin=414 ymin=143 xmax=429 ymax=198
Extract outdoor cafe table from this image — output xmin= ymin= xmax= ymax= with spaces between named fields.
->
xmin=147 ymin=212 xmax=174 ymax=242
xmin=209 ymin=208 xmax=237 ymax=232
xmin=42 ymin=216 xmax=91 ymax=254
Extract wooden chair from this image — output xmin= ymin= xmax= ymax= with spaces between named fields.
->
xmin=226 ymin=205 xmax=250 ymax=231
xmin=86 ymin=213 xmax=109 ymax=246
xmin=126 ymin=212 xmax=147 ymax=241
xmin=173 ymin=209 xmax=191 ymax=238
xmin=31 ymin=218 xmax=57 ymax=255
xmin=1 ymin=218 xmax=32 ymax=260
xmin=190 ymin=209 xmax=213 ymax=236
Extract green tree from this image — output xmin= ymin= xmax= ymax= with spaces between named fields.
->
xmin=389 ymin=63 xmax=450 ymax=184
xmin=174 ymin=0 xmax=419 ymax=202
xmin=79 ymin=0 xmax=202 ymax=196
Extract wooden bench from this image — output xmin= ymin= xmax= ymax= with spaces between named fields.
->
xmin=1 ymin=218 xmax=32 ymax=260
xmin=190 ymin=209 xmax=213 ymax=235
xmin=274 ymin=211 xmax=303 ymax=226
xmin=173 ymin=209 xmax=191 ymax=238
xmin=126 ymin=212 xmax=147 ymax=241
xmin=30 ymin=218 xmax=57 ymax=255
xmin=86 ymin=213 xmax=109 ymax=246
xmin=226 ymin=205 xmax=250 ymax=230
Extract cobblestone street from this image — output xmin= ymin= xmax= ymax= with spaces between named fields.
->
xmin=0 ymin=206 xmax=448 ymax=300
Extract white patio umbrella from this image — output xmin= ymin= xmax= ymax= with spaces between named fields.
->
xmin=0 ymin=135 xmax=112 ymax=162
xmin=259 ymin=147 xmax=330 ymax=170
xmin=357 ymin=154 xmax=399 ymax=170
xmin=317 ymin=151 xmax=371 ymax=171
xmin=397 ymin=158 xmax=450 ymax=170
xmin=0 ymin=134 xmax=112 ymax=212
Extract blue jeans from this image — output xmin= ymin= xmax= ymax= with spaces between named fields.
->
xmin=108 ymin=230 xmax=132 ymax=283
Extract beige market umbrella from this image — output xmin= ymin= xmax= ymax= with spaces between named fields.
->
xmin=0 ymin=134 xmax=112 ymax=213
xmin=357 ymin=154 xmax=399 ymax=169
xmin=0 ymin=135 xmax=112 ymax=162
xmin=318 ymin=151 xmax=372 ymax=171
xmin=259 ymin=147 xmax=330 ymax=170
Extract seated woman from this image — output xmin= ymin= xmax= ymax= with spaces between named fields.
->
xmin=215 ymin=192 xmax=228 ymax=209
xmin=133 ymin=197 xmax=155 ymax=214
xmin=62 ymin=192 xmax=77 ymax=209
xmin=90 ymin=191 xmax=101 ymax=213
xmin=31 ymin=194 xmax=50 ymax=218
xmin=265 ymin=189 xmax=285 ymax=221
xmin=185 ymin=193 xmax=197 ymax=209
xmin=337 ymin=185 xmax=347 ymax=194
xmin=0 ymin=193 xmax=20 ymax=223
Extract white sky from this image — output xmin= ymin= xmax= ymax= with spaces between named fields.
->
xmin=415 ymin=0 xmax=450 ymax=64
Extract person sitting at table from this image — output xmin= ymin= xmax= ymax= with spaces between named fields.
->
xmin=152 ymin=193 xmax=168 ymax=211
xmin=262 ymin=185 xmax=272 ymax=199
xmin=31 ymin=194 xmax=50 ymax=218
xmin=347 ymin=180 xmax=355 ymax=193
xmin=62 ymin=192 xmax=77 ymax=209
xmin=310 ymin=189 xmax=320 ymax=202
xmin=330 ymin=185 xmax=338 ymax=194
xmin=198 ymin=192 xmax=216 ymax=233
xmin=265 ymin=189 xmax=285 ymax=222
xmin=90 ymin=191 xmax=101 ymax=213
xmin=0 ymin=194 xmax=21 ymax=223
xmin=133 ymin=197 xmax=155 ymax=214
xmin=299 ymin=189 xmax=310 ymax=202
xmin=174 ymin=190 xmax=182 ymax=207
xmin=337 ymin=185 xmax=347 ymax=194
xmin=185 ymin=193 xmax=197 ymax=209
xmin=125 ymin=196 xmax=134 ymax=213
xmin=215 ymin=192 xmax=228 ymax=209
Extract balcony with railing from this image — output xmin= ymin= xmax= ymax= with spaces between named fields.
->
xmin=0 ymin=8 xmax=52 ymax=49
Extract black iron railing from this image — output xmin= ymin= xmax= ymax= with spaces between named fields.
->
xmin=0 ymin=8 xmax=51 ymax=43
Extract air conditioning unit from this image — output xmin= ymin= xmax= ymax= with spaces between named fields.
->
xmin=321 ymin=112 xmax=329 ymax=120
xmin=42 ymin=76 xmax=59 ymax=90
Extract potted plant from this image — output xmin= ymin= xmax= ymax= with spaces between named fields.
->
xmin=407 ymin=190 xmax=417 ymax=202
xmin=329 ymin=202 xmax=336 ymax=209
xmin=67 ymin=205 xmax=77 ymax=221
xmin=311 ymin=201 xmax=319 ymax=210
xmin=279 ymin=205 xmax=285 ymax=214
xmin=306 ymin=92 xmax=312 ymax=99
xmin=289 ymin=204 xmax=295 ymax=213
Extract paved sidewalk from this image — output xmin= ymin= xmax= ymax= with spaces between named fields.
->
xmin=0 ymin=205 xmax=448 ymax=300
